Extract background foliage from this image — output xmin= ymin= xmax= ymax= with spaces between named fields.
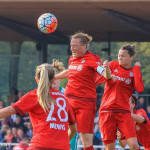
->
xmin=0 ymin=41 xmax=150 ymax=104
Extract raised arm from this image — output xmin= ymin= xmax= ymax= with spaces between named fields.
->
xmin=133 ymin=62 xmax=144 ymax=93
xmin=0 ymin=106 xmax=16 ymax=118
xmin=101 ymin=60 xmax=111 ymax=79
xmin=54 ymin=69 xmax=68 ymax=80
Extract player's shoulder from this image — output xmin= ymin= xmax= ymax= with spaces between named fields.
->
xmin=109 ymin=61 xmax=119 ymax=68
xmin=86 ymin=51 xmax=101 ymax=62
xmin=87 ymin=51 xmax=99 ymax=58
xmin=135 ymin=109 xmax=146 ymax=115
xmin=25 ymin=89 xmax=37 ymax=97
xmin=136 ymin=109 xmax=146 ymax=112
xmin=109 ymin=61 xmax=119 ymax=65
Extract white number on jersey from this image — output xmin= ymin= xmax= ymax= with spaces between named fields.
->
xmin=46 ymin=97 xmax=68 ymax=122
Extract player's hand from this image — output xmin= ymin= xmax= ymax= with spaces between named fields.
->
xmin=111 ymin=74 xmax=117 ymax=82
xmin=135 ymin=62 xmax=141 ymax=67
xmin=117 ymin=130 xmax=122 ymax=140
xmin=103 ymin=60 xmax=109 ymax=69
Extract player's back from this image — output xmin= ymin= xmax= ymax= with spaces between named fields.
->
xmin=12 ymin=88 xmax=75 ymax=150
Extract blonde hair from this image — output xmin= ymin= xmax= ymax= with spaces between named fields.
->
xmin=35 ymin=63 xmax=55 ymax=112
xmin=52 ymin=59 xmax=65 ymax=72
xmin=70 ymin=32 xmax=93 ymax=49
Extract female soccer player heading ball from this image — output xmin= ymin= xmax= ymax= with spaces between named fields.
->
xmin=0 ymin=63 xmax=77 ymax=150
xmin=54 ymin=32 xmax=111 ymax=150
xmin=97 ymin=44 xmax=144 ymax=150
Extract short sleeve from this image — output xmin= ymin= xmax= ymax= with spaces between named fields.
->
xmin=89 ymin=54 xmax=103 ymax=72
xmin=11 ymin=91 xmax=37 ymax=116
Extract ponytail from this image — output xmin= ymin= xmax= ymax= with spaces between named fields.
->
xmin=36 ymin=63 xmax=55 ymax=112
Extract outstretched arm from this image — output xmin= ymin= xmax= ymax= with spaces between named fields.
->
xmin=0 ymin=106 xmax=16 ymax=118
xmin=133 ymin=62 xmax=144 ymax=93
xmin=54 ymin=69 xmax=68 ymax=80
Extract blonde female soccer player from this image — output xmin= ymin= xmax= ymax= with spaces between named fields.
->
xmin=0 ymin=63 xmax=76 ymax=150
xmin=52 ymin=59 xmax=78 ymax=150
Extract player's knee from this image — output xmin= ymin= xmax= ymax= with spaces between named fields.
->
xmin=80 ymin=133 xmax=93 ymax=147
xmin=129 ymin=143 xmax=139 ymax=150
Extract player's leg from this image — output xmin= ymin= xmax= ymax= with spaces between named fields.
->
xmin=70 ymin=99 xmax=96 ymax=150
xmin=99 ymin=112 xmax=117 ymax=150
xmin=105 ymin=143 xmax=116 ymax=150
xmin=80 ymin=132 xmax=93 ymax=149
xmin=127 ymin=137 xmax=139 ymax=150
xmin=117 ymin=113 xmax=139 ymax=150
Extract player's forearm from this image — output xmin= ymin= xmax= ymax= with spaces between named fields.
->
xmin=55 ymin=69 xmax=68 ymax=79
xmin=131 ymin=113 xmax=145 ymax=123
xmin=133 ymin=66 xmax=144 ymax=93
xmin=0 ymin=106 xmax=16 ymax=118
xmin=101 ymin=60 xmax=111 ymax=79
xmin=102 ymin=68 xmax=111 ymax=79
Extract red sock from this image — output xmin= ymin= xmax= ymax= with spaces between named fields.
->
xmin=84 ymin=145 xmax=94 ymax=150
xmin=138 ymin=147 xmax=141 ymax=150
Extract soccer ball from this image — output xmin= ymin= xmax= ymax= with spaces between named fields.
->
xmin=37 ymin=13 xmax=58 ymax=34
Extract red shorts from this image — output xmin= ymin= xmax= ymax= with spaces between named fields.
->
xmin=67 ymin=97 xmax=97 ymax=133
xmin=99 ymin=112 xmax=137 ymax=145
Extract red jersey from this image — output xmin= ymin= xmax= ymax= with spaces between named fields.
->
xmin=65 ymin=51 xmax=103 ymax=102
xmin=98 ymin=61 xmax=144 ymax=111
xmin=134 ymin=109 xmax=150 ymax=149
xmin=12 ymin=88 xmax=76 ymax=150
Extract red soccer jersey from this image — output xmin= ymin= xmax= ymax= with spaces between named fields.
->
xmin=134 ymin=109 xmax=150 ymax=149
xmin=65 ymin=51 xmax=103 ymax=102
xmin=12 ymin=88 xmax=76 ymax=149
xmin=98 ymin=61 xmax=144 ymax=111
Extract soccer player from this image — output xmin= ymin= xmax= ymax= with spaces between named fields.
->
xmin=0 ymin=63 xmax=77 ymax=150
xmin=52 ymin=59 xmax=78 ymax=150
xmin=97 ymin=44 xmax=144 ymax=150
xmin=54 ymin=32 xmax=111 ymax=150
xmin=117 ymin=94 xmax=150 ymax=150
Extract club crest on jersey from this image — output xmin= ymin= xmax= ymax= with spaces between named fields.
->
xmin=77 ymin=65 xmax=83 ymax=71
xmin=129 ymin=72 xmax=134 ymax=77
xmin=125 ymin=78 xmax=131 ymax=84
xmin=113 ymin=69 xmax=118 ymax=73
xmin=96 ymin=62 xmax=101 ymax=65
